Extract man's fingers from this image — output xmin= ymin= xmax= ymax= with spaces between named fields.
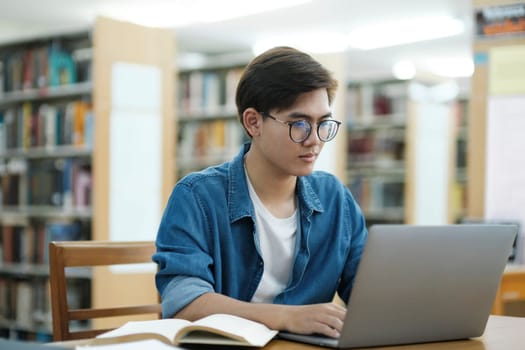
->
xmin=317 ymin=323 xmax=341 ymax=338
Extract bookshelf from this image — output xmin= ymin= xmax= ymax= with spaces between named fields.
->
xmin=346 ymin=79 xmax=459 ymax=226
xmin=176 ymin=55 xmax=247 ymax=179
xmin=346 ymin=80 xmax=408 ymax=225
xmin=0 ymin=30 xmax=93 ymax=341
xmin=0 ymin=17 xmax=175 ymax=341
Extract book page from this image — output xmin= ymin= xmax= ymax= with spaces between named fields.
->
xmin=96 ymin=319 xmax=191 ymax=343
xmin=183 ymin=314 xmax=278 ymax=346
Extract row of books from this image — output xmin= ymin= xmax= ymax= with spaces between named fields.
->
xmin=347 ymin=130 xmax=405 ymax=165
xmin=0 ymin=100 xmax=94 ymax=152
xmin=1 ymin=159 xmax=92 ymax=208
xmin=0 ymin=327 xmax=53 ymax=343
xmin=0 ymin=278 xmax=89 ymax=337
xmin=178 ymin=67 xmax=243 ymax=117
xmin=178 ymin=119 xmax=245 ymax=161
xmin=349 ymin=176 xmax=405 ymax=215
xmin=0 ymin=221 xmax=88 ymax=264
xmin=346 ymin=81 xmax=408 ymax=125
xmin=29 ymin=159 xmax=92 ymax=208
xmin=0 ymin=39 xmax=90 ymax=94
xmin=0 ymin=279 xmax=51 ymax=331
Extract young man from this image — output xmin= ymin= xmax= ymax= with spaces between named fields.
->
xmin=153 ymin=47 xmax=367 ymax=338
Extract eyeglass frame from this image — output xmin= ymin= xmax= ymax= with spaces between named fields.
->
xmin=261 ymin=112 xmax=342 ymax=143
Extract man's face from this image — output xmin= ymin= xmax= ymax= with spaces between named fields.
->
xmin=255 ymin=88 xmax=333 ymax=178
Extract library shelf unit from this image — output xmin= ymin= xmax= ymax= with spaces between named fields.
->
xmin=0 ymin=30 xmax=93 ymax=341
xmin=176 ymin=54 xmax=248 ymax=179
xmin=0 ymin=16 xmax=176 ymax=341
xmin=345 ymin=80 xmax=409 ymax=225
xmin=345 ymin=78 xmax=460 ymax=226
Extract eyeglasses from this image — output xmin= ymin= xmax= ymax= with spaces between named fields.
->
xmin=262 ymin=112 xmax=341 ymax=143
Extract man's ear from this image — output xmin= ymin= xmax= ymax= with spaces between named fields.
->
xmin=242 ymin=108 xmax=261 ymax=138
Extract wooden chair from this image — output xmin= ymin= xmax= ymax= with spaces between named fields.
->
xmin=49 ymin=240 xmax=162 ymax=341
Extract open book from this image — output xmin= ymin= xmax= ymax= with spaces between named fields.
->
xmin=92 ymin=314 xmax=278 ymax=347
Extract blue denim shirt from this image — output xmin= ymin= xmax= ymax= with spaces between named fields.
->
xmin=153 ymin=143 xmax=367 ymax=318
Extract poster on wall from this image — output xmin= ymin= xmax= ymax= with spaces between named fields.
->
xmin=488 ymin=45 xmax=525 ymax=95
xmin=475 ymin=3 xmax=525 ymax=38
xmin=485 ymin=45 xmax=525 ymax=264
xmin=485 ymin=95 xmax=525 ymax=263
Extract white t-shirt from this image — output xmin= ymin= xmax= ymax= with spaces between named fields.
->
xmin=245 ymin=171 xmax=297 ymax=303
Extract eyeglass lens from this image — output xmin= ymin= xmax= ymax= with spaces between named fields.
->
xmin=290 ymin=120 xmax=339 ymax=142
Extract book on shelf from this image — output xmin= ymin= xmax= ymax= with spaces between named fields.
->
xmin=48 ymin=47 xmax=77 ymax=87
xmin=1 ymin=172 xmax=22 ymax=205
xmin=178 ymin=119 xmax=243 ymax=161
xmin=27 ymin=159 xmax=64 ymax=206
xmin=25 ymin=157 xmax=92 ymax=209
xmin=0 ymin=112 xmax=5 ymax=152
xmin=15 ymin=280 xmax=33 ymax=328
xmin=1 ymin=221 xmax=86 ymax=265
xmin=1 ymin=100 xmax=93 ymax=150
xmin=0 ymin=60 xmax=4 ymax=97
xmin=0 ymin=279 xmax=7 ymax=320
xmin=1 ymin=39 xmax=84 ymax=94
xmin=178 ymin=67 xmax=244 ymax=117
xmin=92 ymin=313 xmax=278 ymax=348
xmin=0 ymin=276 xmax=53 ymax=332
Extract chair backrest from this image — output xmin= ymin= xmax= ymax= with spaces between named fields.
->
xmin=49 ymin=240 xmax=162 ymax=341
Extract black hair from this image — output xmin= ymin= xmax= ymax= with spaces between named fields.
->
xmin=235 ymin=46 xmax=337 ymax=133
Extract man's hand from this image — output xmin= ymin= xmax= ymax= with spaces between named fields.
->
xmin=277 ymin=303 xmax=346 ymax=338
xmin=176 ymin=293 xmax=346 ymax=338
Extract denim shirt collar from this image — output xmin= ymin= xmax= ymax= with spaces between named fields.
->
xmin=227 ymin=142 xmax=324 ymax=224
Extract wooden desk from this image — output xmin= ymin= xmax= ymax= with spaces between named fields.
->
xmin=492 ymin=265 xmax=525 ymax=315
xmin=51 ymin=315 xmax=525 ymax=350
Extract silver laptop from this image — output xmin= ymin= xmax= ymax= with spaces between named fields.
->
xmin=279 ymin=224 xmax=517 ymax=348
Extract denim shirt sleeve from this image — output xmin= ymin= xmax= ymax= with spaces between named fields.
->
xmin=153 ymin=182 xmax=216 ymax=318
xmin=337 ymin=186 xmax=368 ymax=303
xmin=160 ymin=276 xmax=213 ymax=318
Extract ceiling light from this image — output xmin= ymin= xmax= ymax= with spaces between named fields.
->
xmin=392 ymin=60 xmax=416 ymax=80
xmin=347 ymin=16 xmax=464 ymax=50
xmin=98 ymin=0 xmax=311 ymax=28
xmin=253 ymin=31 xmax=348 ymax=55
xmin=198 ymin=0 xmax=312 ymax=23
